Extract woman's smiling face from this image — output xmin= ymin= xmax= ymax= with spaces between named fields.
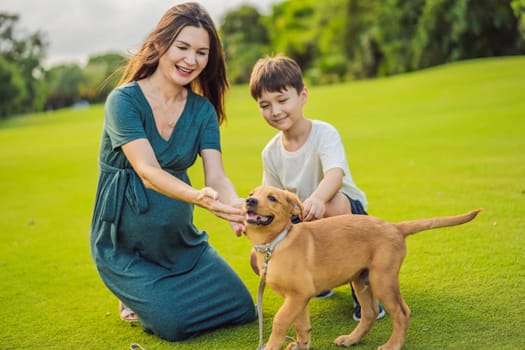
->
xmin=158 ymin=25 xmax=210 ymax=86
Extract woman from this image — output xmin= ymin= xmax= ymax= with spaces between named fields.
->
xmin=90 ymin=3 xmax=256 ymax=341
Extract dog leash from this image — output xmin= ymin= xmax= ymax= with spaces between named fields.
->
xmin=130 ymin=227 xmax=296 ymax=350
xmin=255 ymin=228 xmax=288 ymax=350
xmin=128 ymin=228 xmax=293 ymax=350
xmin=254 ymin=228 xmax=298 ymax=350
xmin=128 ymin=229 xmax=288 ymax=350
xmin=256 ymin=249 xmax=270 ymax=350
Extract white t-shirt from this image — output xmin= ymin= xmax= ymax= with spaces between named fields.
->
xmin=262 ymin=119 xmax=368 ymax=210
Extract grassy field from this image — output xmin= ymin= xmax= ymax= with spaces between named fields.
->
xmin=0 ymin=56 xmax=523 ymax=350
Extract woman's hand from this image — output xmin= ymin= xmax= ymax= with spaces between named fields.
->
xmin=229 ymin=222 xmax=246 ymax=237
xmin=200 ymin=149 xmax=247 ymax=229
xmin=229 ymin=197 xmax=246 ymax=236
xmin=195 ymin=187 xmax=245 ymax=223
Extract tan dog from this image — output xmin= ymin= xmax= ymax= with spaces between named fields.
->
xmin=243 ymin=186 xmax=481 ymax=350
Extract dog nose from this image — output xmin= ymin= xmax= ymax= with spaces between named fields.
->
xmin=246 ymin=197 xmax=258 ymax=207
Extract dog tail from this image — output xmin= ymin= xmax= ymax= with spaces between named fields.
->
xmin=395 ymin=209 xmax=482 ymax=237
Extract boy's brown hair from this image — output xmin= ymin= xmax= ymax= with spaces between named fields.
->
xmin=249 ymin=55 xmax=304 ymax=100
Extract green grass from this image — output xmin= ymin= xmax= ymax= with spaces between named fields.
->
xmin=1 ymin=56 xmax=524 ymax=349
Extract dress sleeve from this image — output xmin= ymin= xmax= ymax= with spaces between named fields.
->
xmin=198 ymin=100 xmax=221 ymax=152
xmin=104 ymin=88 xmax=147 ymax=150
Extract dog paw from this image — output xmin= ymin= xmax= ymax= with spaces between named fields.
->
xmin=285 ymin=342 xmax=299 ymax=350
xmin=377 ymin=344 xmax=402 ymax=350
xmin=333 ymin=335 xmax=359 ymax=347
xmin=285 ymin=342 xmax=309 ymax=350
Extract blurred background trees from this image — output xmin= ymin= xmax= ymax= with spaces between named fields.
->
xmin=220 ymin=5 xmax=270 ymax=84
xmin=221 ymin=0 xmax=524 ymax=84
xmin=1 ymin=0 xmax=524 ymax=118
xmin=0 ymin=13 xmax=47 ymax=117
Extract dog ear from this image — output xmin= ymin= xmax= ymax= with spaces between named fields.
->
xmin=284 ymin=190 xmax=304 ymax=221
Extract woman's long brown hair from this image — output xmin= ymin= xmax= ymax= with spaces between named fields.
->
xmin=118 ymin=2 xmax=229 ymax=124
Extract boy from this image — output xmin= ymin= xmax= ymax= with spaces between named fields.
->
xmin=248 ymin=55 xmax=384 ymax=321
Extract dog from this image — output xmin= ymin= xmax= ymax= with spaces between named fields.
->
xmin=243 ymin=185 xmax=481 ymax=350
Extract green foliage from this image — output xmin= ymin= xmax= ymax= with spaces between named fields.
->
xmin=0 ymin=12 xmax=125 ymax=117
xmin=307 ymin=53 xmax=348 ymax=85
xmin=0 ymin=55 xmax=27 ymax=117
xmin=512 ymin=0 xmax=525 ymax=39
xmin=80 ymin=53 xmax=125 ymax=103
xmin=3 ymin=3 xmax=525 ymax=118
xmin=1 ymin=57 xmax=524 ymax=349
xmin=343 ymin=0 xmax=383 ymax=79
xmin=220 ymin=5 xmax=270 ymax=84
xmin=376 ymin=0 xmax=425 ymax=75
xmin=264 ymin=0 xmax=317 ymax=67
xmin=411 ymin=0 xmax=462 ymax=69
xmin=45 ymin=64 xmax=86 ymax=109
xmin=307 ymin=0 xmax=350 ymax=83
xmin=464 ymin=0 xmax=523 ymax=57
xmin=315 ymin=0 xmax=347 ymax=55
xmin=412 ymin=0 xmax=522 ymax=69
xmin=223 ymin=0 xmax=525 ymax=84
xmin=0 ymin=12 xmax=48 ymax=114
xmin=43 ymin=52 xmax=125 ymax=110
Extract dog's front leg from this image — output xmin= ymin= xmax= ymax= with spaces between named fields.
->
xmin=289 ymin=305 xmax=311 ymax=350
xmin=265 ymin=297 xmax=309 ymax=350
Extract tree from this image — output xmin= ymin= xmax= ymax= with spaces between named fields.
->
xmin=413 ymin=0 xmax=522 ymax=70
xmin=220 ymin=5 xmax=270 ymax=84
xmin=264 ymin=0 xmax=317 ymax=69
xmin=0 ymin=12 xmax=48 ymax=114
xmin=376 ymin=0 xmax=425 ymax=75
xmin=307 ymin=0 xmax=349 ymax=84
xmin=0 ymin=55 xmax=27 ymax=118
xmin=80 ymin=52 xmax=125 ymax=103
xmin=512 ymin=0 xmax=525 ymax=41
xmin=218 ymin=0 xmax=525 ymax=84
xmin=45 ymin=64 xmax=86 ymax=110
xmin=343 ymin=0 xmax=383 ymax=78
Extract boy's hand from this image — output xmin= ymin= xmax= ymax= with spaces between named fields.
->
xmin=303 ymin=197 xmax=326 ymax=221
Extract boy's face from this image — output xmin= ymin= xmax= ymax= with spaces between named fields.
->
xmin=256 ymin=86 xmax=307 ymax=131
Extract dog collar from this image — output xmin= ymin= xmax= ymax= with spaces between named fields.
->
xmin=253 ymin=228 xmax=290 ymax=256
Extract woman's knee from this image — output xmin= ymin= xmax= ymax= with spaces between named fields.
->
xmin=233 ymin=297 xmax=257 ymax=324
xmin=144 ymin=316 xmax=192 ymax=342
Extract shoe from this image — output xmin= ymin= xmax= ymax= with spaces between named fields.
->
xmin=119 ymin=300 xmax=138 ymax=322
xmin=315 ymin=289 xmax=334 ymax=298
xmin=353 ymin=302 xmax=385 ymax=321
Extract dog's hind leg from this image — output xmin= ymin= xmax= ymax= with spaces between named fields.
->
xmin=333 ymin=278 xmax=376 ymax=347
xmin=372 ymin=274 xmax=410 ymax=350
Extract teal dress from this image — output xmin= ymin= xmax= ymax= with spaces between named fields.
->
xmin=90 ymin=82 xmax=256 ymax=341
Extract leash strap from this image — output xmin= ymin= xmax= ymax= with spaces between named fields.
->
xmin=256 ymin=251 xmax=270 ymax=350
xmin=255 ymin=227 xmax=299 ymax=350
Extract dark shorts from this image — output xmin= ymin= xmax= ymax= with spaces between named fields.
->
xmin=344 ymin=194 xmax=368 ymax=215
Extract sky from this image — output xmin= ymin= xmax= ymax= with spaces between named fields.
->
xmin=2 ymin=0 xmax=279 ymax=67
